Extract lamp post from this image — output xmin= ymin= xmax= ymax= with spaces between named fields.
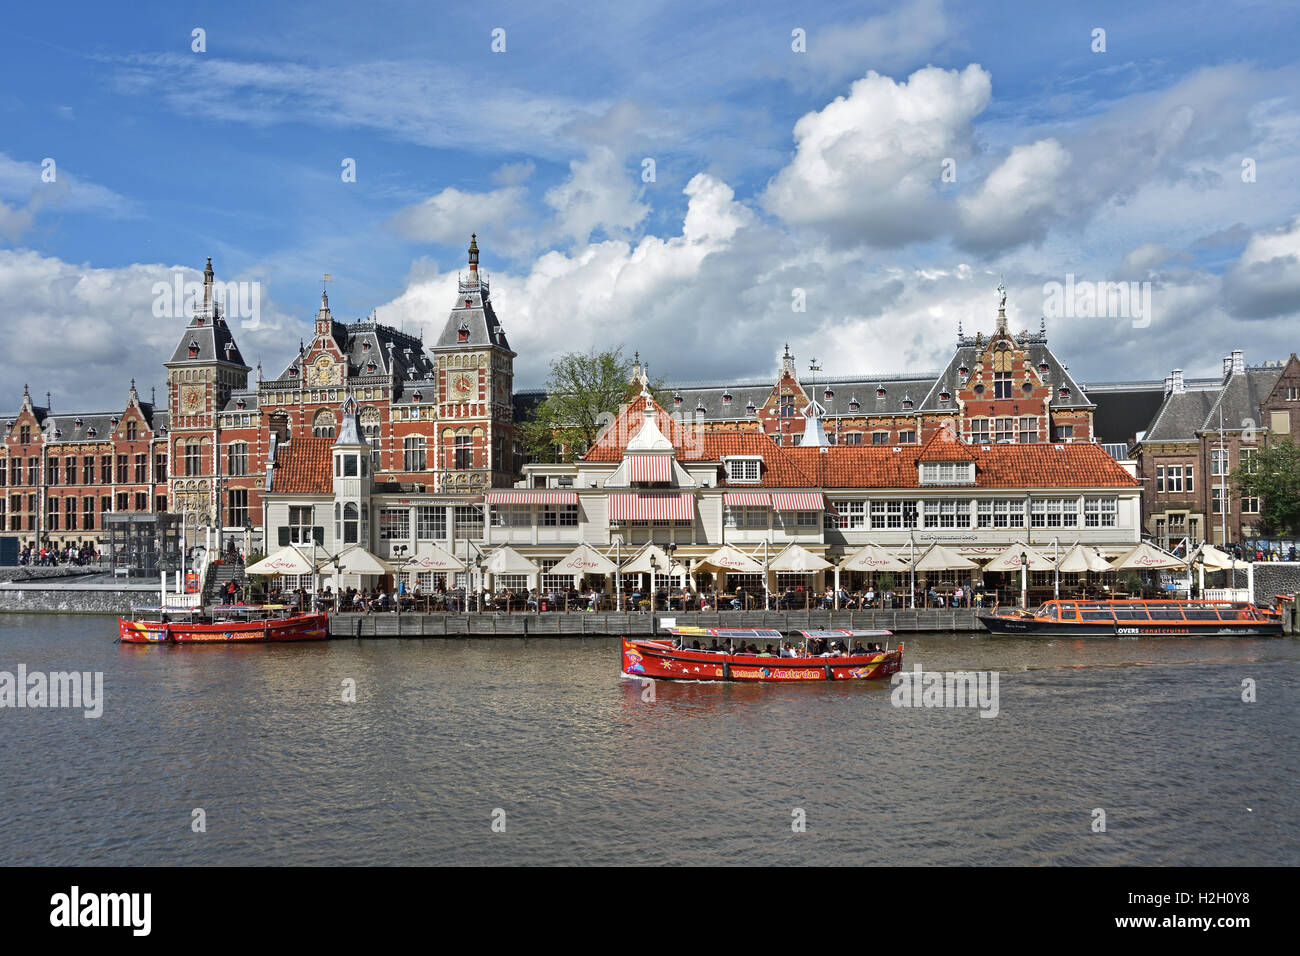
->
xmin=908 ymin=530 xmax=916 ymax=610
xmin=665 ymin=542 xmax=678 ymax=609
xmin=394 ymin=544 xmax=410 ymax=622
xmin=649 ymin=555 xmax=658 ymax=616
xmin=1052 ymin=536 xmax=1059 ymax=601
xmin=1020 ymin=550 xmax=1028 ymax=609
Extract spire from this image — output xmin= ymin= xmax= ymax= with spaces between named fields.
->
xmin=781 ymin=343 xmax=795 ymax=377
xmin=801 ymin=396 xmax=829 ymax=447
xmin=996 ymin=276 xmax=1008 ymax=334
xmin=468 ymin=233 xmax=479 ymax=270
xmin=203 ymin=257 xmax=214 ymax=308
xmin=333 ymin=391 xmax=368 ymax=447
xmin=129 ymin=378 xmax=138 ymax=403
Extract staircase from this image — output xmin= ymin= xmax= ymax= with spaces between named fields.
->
xmin=204 ymin=558 xmax=248 ymax=606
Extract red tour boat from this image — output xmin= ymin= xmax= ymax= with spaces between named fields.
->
xmin=118 ymin=604 xmax=328 ymax=644
xmin=622 ymin=627 xmax=903 ymax=683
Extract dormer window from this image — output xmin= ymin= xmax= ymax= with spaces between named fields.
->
xmin=722 ymin=392 xmax=732 ymax=405
xmin=1059 ymin=387 xmax=1070 ymax=399
xmin=457 ymin=323 xmax=469 ymax=343
xmin=465 ymin=299 xmax=472 ymax=308
xmin=848 ymin=396 xmax=860 ymax=412
xmin=188 ymin=341 xmax=199 ymax=358
xmin=824 ymin=387 xmax=834 ymax=401
xmin=236 ymin=398 xmax=246 ymax=410
xmin=54 ymin=429 xmax=62 ymax=439
xmin=196 ymin=316 xmax=205 ymax=326
xmin=413 ymin=391 xmax=422 ymax=403
xmin=746 ymin=400 xmax=756 ymax=415
xmin=1039 ymin=361 xmax=1050 ymax=374
xmin=87 ymin=427 xmax=97 ymax=437
xmin=74 ymin=417 xmax=83 ymax=427
xmin=958 ymin=364 xmax=969 ymax=377
xmin=723 ymin=456 xmax=761 ymax=483
xmin=362 ymin=341 xmax=371 ymax=351
xmin=902 ymin=397 xmax=913 ymax=410
xmin=876 ymin=386 xmax=886 ymax=399
xmin=673 ymin=393 xmax=683 ymax=406
xmin=919 ymin=461 xmax=975 ymax=485
xmin=289 ymin=367 xmax=298 ymax=377
xmin=367 ymin=361 xmax=377 ymax=373
xmin=938 ymin=391 xmax=950 ymax=403
xmin=695 ymin=402 xmax=706 ymax=414
xmin=111 ymin=417 xmax=119 ymax=426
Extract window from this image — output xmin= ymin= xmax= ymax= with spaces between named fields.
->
xmin=780 ymin=392 xmax=795 ymax=417
xmin=227 ymin=443 xmax=248 ymax=476
xmin=1018 ymin=417 xmax=1037 ymax=443
xmin=82 ymin=457 xmax=94 ymax=484
xmin=898 ymin=430 xmax=916 ymax=444
xmin=1211 ymin=487 xmax=1228 ymax=515
xmin=312 ymin=409 xmax=336 ymax=439
xmin=155 ymin=495 xmax=167 ymax=512
xmin=100 ymin=455 xmax=112 ymax=483
xmin=47 ymin=458 xmax=59 ymax=485
xmin=47 ymin=497 xmax=59 ymax=530
xmin=842 ymin=432 xmax=862 ymax=446
xmin=993 ymin=371 xmax=1012 ymax=399
xmin=228 ymin=489 xmax=248 ymax=527
xmin=724 ymin=458 xmax=760 ymax=483
xmin=969 ymin=419 xmax=990 ymax=444
xmin=155 ymin=453 xmax=167 ymax=482
xmin=64 ymin=456 xmax=76 ymax=484
xmin=1242 ymin=494 xmax=1259 ymax=514
xmin=126 ymin=421 xmax=137 ymax=440
xmin=27 ymin=457 xmax=37 ymax=485
xmin=65 ymin=496 xmax=76 ymax=530
xmin=454 ymin=505 xmax=483 ymax=540
xmin=82 ymin=496 xmax=95 ymax=530
xmin=134 ymin=453 xmax=147 ymax=483
xmin=993 ymin=418 xmax=1014 ymax=442
xmin=922 ymin=499 xmax=970 ymax=529
xmin=492 ymin=506 xmax=531 ymax=528
xmin=0 ymin=460 xmax=5 ymax=487
xmin=135 ymin=492 xmax=147 ymax=511
xmin=1053 ymin=425 xmax=1074 ymax=441
xmin=1167 ymin=466 xmax=1183 ymax=494
xmin=19 ymin=425 xmax=30 ymax=444
xmin=1241 ymin=449 xmax=1257 ymax=474
xmin=977 ymin=499 xmax=1025 ymax=528
xmin=416 ymin=506 xmax=446 ymax=540
xmin=1084 ymin=498 xmax=1117 ymax=527
xmin=379 ymin=508 xmax=410 ymax=541
xmin=454 ymin=433 xmax=472 ymax=470
xmin=116 ymin=455 xmax=128 ymax=483
xmin=184 ymin=443 xmax=201 ymax=477
xmin=1030 ymin=498 xmax=1078 ymax=528
xmin=1210 ymin=448 xmax=1228 ymax=477
xmin=289 ymin=505 xmax=316 ymax=545
xmin=725 ymin=506 xmax=768 ymax=529
xmin=540 ymin=504 xmax=578 ymax=527
xmin=871 ymin=432 xmax=890 ymax=445
xmin=404 ymin=436 xmax=427 ymax=472
xmin=1287 ymin=386 xmax=1299 ymax=401
xmin=920 ymin=462 xmax=974 ymax=485
xmin=830 ymin=500 xmax=865 ymax=530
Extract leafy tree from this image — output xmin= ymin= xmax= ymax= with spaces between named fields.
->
xmin=520 ymin=347 xmax=666 ymax=463
xmin=1230 ymin=437 xmax=1300 ymax=536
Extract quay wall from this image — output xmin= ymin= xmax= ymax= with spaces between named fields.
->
xmin=0 ymin=584 xmax=155 ymax=614
xmin=1253 ymin=563 xmax=1300 ymax=605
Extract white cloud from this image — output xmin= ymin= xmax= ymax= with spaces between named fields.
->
xmin=956 ymin=139 xmax=1070 ymax=250
xmin=388 ymin=185 xmax=529 ymax=249
xmin=1222 ymin=214 xmax=1300 ymax=320
xmin=0 ymin=152 xmax=131 ymax=241
xmin=543 ymin=146 xmax=649 ymax=245
xmin=762 ymin=65 xmax=991 ymax=246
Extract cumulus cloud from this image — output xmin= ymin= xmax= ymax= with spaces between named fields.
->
xmin=762 ymin=65 xmax=991 ymax=246
xmin=0 ymin=152 xmax=131 ymax=241
xmin=956 ymin=139 xmax=1071 ymax=250
xmin=388 ymin=184 xmax=530 ymax=249
xmin=543 ymin=146 xmax=650 ymax=245
xmin=1222 ymin=215 xmax=1300 ymax=319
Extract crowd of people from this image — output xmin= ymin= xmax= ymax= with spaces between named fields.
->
xmin=16 ymin=544 xmax=100 ymax=567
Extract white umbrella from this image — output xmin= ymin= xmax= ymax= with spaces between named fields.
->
xmin=1056 ymin=543 xmax=1113 ymax=574
xmin=550 ymin=543 xmax=617 ymax=575
xmin=695 ymin=544 xmax=764 ymax=573
xmin=767 ymin=543 xmax=832 ymax=572
xmin=981 ymin=542 xmax=1055 ymax=572
xmin=619 ymin=544 xmax=673 ymax=574
xmin=1192 ymin=543 xmax=1239 ymax=571
xmin=482 ymin=546 xmax=539 ymax=575
xmin=912 ymin=543 xmax=979 ymax=572
xmin=1110 ymin=541 xmax=1186 ymax=571
xmin=326 ymin=546 xmax=390 ymax=575
xmin=404 ymin=543 xmax=466 ymax=573
xmin=839 ymin=544 xmax=910 ymax=573
xmin=245 ymin=545 xmax=316 ymax=576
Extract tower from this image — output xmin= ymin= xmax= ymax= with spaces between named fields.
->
xmin=432 ymin=235 xmax=517 ymax=492
xmin=332 ymin=393 xmax=372 ymax=547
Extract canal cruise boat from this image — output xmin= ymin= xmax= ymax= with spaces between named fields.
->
xmin=979 ymin=599 xmax=1283 ymax=638
xmin=118 ymin=604 xmax=329 ymax=644
xmin=621 ymin=627 xmax=903 ymax=683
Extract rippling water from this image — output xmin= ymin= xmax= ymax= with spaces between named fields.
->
xmin=1 ymin=613 xmax=1296 ymax=865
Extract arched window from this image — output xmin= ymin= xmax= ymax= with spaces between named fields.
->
xmin=312 ymin=409 xmax=336 ymax=438
xmin=360 ymin=406 xmax=381 ymax=441
xmin=454 ymin=431 xmax=472 ymax=470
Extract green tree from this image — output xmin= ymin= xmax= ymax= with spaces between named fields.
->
xmin=1230 ymin=437 xmax=1300 ymax=536
xmin=520 ymin=347 xmax=666 ymax=463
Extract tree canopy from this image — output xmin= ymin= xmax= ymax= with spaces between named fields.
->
xmin=520 ymin=347 xmax=665 ymax=463
xmin=1230 ymin=437 xmax=1300 ymax=537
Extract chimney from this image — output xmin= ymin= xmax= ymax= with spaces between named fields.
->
xmin=1171 ymin=369 xmax=1185 ymax=395
xmin=1232 ymin=349 xmax=1245 ymax=373
xmin=1223 ymin=356 xmax=1233 ymax=378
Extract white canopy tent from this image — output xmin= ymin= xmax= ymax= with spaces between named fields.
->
xmin=981 ymin=543 xmax=1056 ymax=572
xmin=839 ymin=544 xmax=910 ymax=574
xmin=245 ymin=545 xmax=316 ymax=576
xmin=1056 ymin=543 xmax=1114 ymax=574
xmin=767 ymin=543 xmax=832 ymax=573
xmin=549 ymin=543 xmax=618 ymax=577
xmin=482 ymin=546 xmax=540 ymax=575
xmin=1110 ymin=541 xmax=1186 ymax=571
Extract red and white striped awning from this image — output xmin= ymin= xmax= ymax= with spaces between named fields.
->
xmin=485 ymin=490 xmax=579 ymax=505
xmin=771 ymin=492 xmax=827 ymax=511
xmin=608 ymin=493 xmax=694 ymax=521
xmin=627 ymin=455 xmax=672 ymax=482
xmin=723 ymin=492 xmax=771 ymax=507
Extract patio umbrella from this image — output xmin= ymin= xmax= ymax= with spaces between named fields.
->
xmin=404 ymin=542 xmax=466 ymax=573
xmin=839 ymin=544 xmax=910 ymax=573
xmin=1192 ymin=543 xmax=1239 ymax=570
xmin=694 ymin=544 xmax=765 ymax=573
xmin=1056 ymin=543 xmax=1113 ymax=574
xmin=912 ymin=543 xmax=979 ymax=571
xmin=767 ymin=543 xmax=832 ymax=572
xmin=482 ymin=546 xmax=539 ymax=575
xmin=245 ymin=545 xmax=316 ymax=576
xmin=549 ymin=543 xmax=617 ymax=575
xmin=619 ymin=544 xmax=674 ymax=574
xmin=981 ymin=542 xmax=1055 ymax=572
xmin=326 ymin=546 xmax=390 ymax=575
xmin=1110 ymin=541 xmax=1185 ymax=571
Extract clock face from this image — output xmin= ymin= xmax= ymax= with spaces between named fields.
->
xmin=181 ymin=385 xmax=204 ymax=413
xmin=451 ymin=373 xmax=475 ymax=401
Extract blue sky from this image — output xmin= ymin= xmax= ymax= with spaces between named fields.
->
xmin=2 ymin=0 xmax=1299 ymax=410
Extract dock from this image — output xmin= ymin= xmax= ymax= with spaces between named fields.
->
xmin=328 ymin=607 xmax=983 ymax=638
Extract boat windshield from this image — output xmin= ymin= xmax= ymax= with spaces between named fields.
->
xmin=1033 ymin=603 xmax=1056 ymax=620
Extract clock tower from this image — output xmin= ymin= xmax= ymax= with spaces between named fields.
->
xmin=431 ymin=235 xmax=517 ymax=492
xmin=164 ymin=258 xmax=250 ymax=525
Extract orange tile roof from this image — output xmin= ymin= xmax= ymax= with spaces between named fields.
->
xmin=916 ymin=428 xmax=977 ymax=461
xmin=271 ymin=436 xmax=333 ymax=494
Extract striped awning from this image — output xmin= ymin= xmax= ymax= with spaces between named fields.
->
xmin=485 ymin=491 xmax=579 ymax=505
xmin=608 ymin=493 xmax=694 ymax=521
xmin=723 ymin=492 xmax=771 ymax=507
xmin=771 ymin=492 xmax=827 ymax=511
xmin=628 ymin=455 xmax=672 ymax=482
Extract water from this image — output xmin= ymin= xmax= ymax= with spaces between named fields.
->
xmin=1 ymin=613 xmax=1296 ymax=865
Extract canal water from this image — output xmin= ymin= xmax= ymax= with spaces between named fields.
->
xmin=1 ymin=613 xmax=1296 ymax=866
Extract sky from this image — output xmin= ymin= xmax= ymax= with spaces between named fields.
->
xmin=2 ymin=0 xmax=1299 ymax=411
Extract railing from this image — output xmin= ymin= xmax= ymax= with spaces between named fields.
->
xmin=1203 ymin=588 xmax=1251 ymax=601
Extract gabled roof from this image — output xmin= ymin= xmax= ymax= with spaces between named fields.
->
xmin=1200 ymin=367 xmax=1283 ymax=433
xmin=922 ymin=330 xmax=1092 ymax=412
xmin=916 ymin=428 xmax=977 ymax=462
xmin=268 ymin=437 xmax=332 ymax=495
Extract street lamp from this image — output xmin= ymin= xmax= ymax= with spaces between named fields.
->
xmin=1020 ymin=550 xmax=1028 ymax=610
xmin=393 ymin=544 xmax=412 ymax=621
xmin=649 ymin=555 xmax=658 ymax=616
xmin=664 ymin=542 xmax=678 ymax=606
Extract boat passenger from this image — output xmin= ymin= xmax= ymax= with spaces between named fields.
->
xmin=852 ymin=641 xmax=866 ymax=654
xmin=780 ymin=644 xmax=796 ymax=658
